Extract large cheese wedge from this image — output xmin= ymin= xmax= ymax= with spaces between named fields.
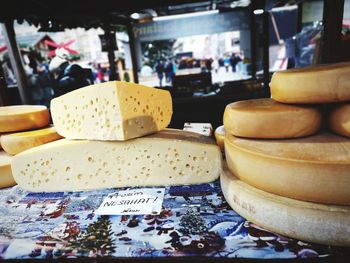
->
xmin=51 ymin=81 xmax=173 ymax=141
xmin=221 ymin=168 xmax=350 ymax=247
xmin=223 ymin=98 xmax=322 ymax=138
xmin=270 ymin=62 xmax=350 ymax=104
xmin=225 ymin=132 xmax=350 ymax=205
xmin=0 ymin=105 xmax=50 ymax=132
xmin=0 ymin=151 xmax=16 ymax=188
xmin=328 ymin=103 xmax=350 ymax=138
xmin=1 ymin=127 xmax=63 ymax=155
xmin=12 ymin=129 xmax=222 ymax=192
xmin=214 ymin=125 xmax=225 ymax=152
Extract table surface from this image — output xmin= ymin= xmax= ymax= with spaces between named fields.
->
xmin=0 ymin=180 xmax=349 ymax=262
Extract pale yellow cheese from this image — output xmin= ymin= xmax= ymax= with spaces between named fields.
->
xmin=223 ymin=98 xmax=322 ymax=139
xmin=0 ymin=105 xmax=50 ymax=132
xmin=214 ymin=125 xmax=225 ymax=152
xmin=221 ymin=168 xmax=350 ymax=247
xmin=328 ymin=103 xmax=350 ymax=138
xmin=270 ymin=62 xmax=350 ymax=104
xmin=51 ymin=81 xmax=173 ymax=141
xmin=225 ymin=132 xmax=350 ymax=205
xmin=0 ymin=151 xmax=16 ymax=188
xmin=12 ymin=129 xmax=222 ymax=192
xmin=1 ymin=127 xmax=63 ymax=155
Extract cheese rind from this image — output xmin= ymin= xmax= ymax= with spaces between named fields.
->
xmin=225 ymin=132 xmax=350 ymax=205
xmin=328 ymin=103 xmax=350 ymax=137
xmin=11 ymin=129 xmax=222 ymax=192
xmin=51 ymin=81 xmax=173 ymax=141
xmin=0 ymin=105 xmax=50 ymax=132
xmin=0 ymin=151 xmax=16 ymax=188
xmin=270 ymin=62 xmax=350 ymax=104
xmin=221 ymin=168 xmax=350 ymax=247
xmin=1 ymin=127 xmax=63 ymax=155
xmin=223 ymin=98 xmax=322 ymax=138
xmin=214 ymin=125 xmax=225 ymax=152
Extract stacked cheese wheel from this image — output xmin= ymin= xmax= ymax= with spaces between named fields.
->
xmin=0 ymin=105 xmax=62 ymax=188
xmin=11 ymin=81 xmax=222 ymax=192
xmin=221 ymin=62 xmax=350 ymax=247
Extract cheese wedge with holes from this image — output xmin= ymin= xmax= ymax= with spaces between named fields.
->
xmin=221 ymin=168 xmax=350 ymax=247
xmin=0 ymin=151 xmax=16 ymax=188
xmin=270 ymin=62 xmax=350 ymax=104
xmin=51 ymin=81 xmax=173 ymax=141
xmin=214 ymin=125 xmax=225 ymax=152
xmin=1 ymin=127 xmax=63 ymax=155
xmin=11 ymin=129 xmax=222 ymax=192
xmin=0 ymin=105 xmax=50 ymax=132
xmin=223 ymin=98 xmax=322 ymax=139
xmin=225 ymin=132 xmax=350 ymax=205
xmin=328 ymin=103 xmax=350 ymax=138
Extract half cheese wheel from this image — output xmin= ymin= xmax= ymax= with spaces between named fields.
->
xmin=270 ymin=62 xmax=350 ymax=104
xmin=1 ymin=127 xmax=63 ymax=155
xmin=225 ymin=132 xmax=350 ymax=205
xmin=328 ymin=103 xmax=350 ymax=138
xmin=214 ymin=125 xmax=225 ymax=152
xmin=0 ymin=105 xmax=50 ymax=132
xmin=0 ymin=151 xmax=16 ymax=188
xmin=223 ymin=98 xmax=322 ymax=139
xmin=221 ymin=168 xmax=350 ymax=247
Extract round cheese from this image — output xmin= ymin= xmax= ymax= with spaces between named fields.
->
xmin=225 ymin=132 xmax=350 ymax=205
xmin=221 ymin=168 xmax=350 ymax=247
xmin=0 ymin=151 xmax=16 ymax=188
xmin=270 ymin=62 xmax=350 ymax=104
xmin=214 ymin=125 xmax=225 ymax=152
xmin=0 ymin=105 xmax=50 ymax=132
xmin=1 ymin=127 xmax=63 ymax=155
xmin=328 ymin=103 xmax=350 ymax=138
xmin=223 ymin=98 xmax=322 ymax=139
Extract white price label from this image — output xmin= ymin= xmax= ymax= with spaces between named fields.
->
xmin=95 ymin=188 xmax=165 ymax=215
xmin=183 ymin=122 xmax=213 ymax=136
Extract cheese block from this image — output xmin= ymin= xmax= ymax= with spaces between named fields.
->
xmin=1 ymin=127 xmax=63 ymax=155
xmin=225 ymin=132 xmax=350 ymax=205
xmin=328 ymin=103 xmax=350 ymax=138
xmin=214 ymin=125 xmax=225 ymax=152
xmin=12 ymin=129 xmax=222 ymax=192
xmin=270 ymin=62 xmax=350 ymax=104
xmin=223 ymin=98 xmax=322 ymax=139
xmin=221 ymin=168 xmax=350 ymax=247
xmin=51 ymin=81 xmax=173 ymax=141
xmin=0 ymin=105 xmax=50 ymax=132
xmin=0 ymin=151 xmax=16 ymax=188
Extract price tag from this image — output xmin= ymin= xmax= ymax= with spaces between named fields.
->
xmin=95 ymin=188 xmax=165 ymax=215
xmin=183 ymin=122 xmax=213 ymax=136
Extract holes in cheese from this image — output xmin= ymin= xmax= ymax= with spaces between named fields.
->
xmin=0 ymin=105 xmax=50 ymax=133
xmin=270 ymin=62 xmax=350 ymax=104
xmin=0 ymin=151 xmax=16 ymax=188
xmin=223 ymin=98 xmax=322 ymax=139
xmin=221 ymin=168 xmax=350 ymax=247
xmin=0 ymin=127 xmax=63 ymax=155
xmin=50 ymin=81 xmax=173 ymax=140
xmin=328 ymin=103 xmax=350 ymax=138
xmin=225 ymin=132 xmax=350 ymax=205
xmin=214 ymin=125 xmax=225 ymax=152
xmin=11 ymin=129 xmax=222 ymax=192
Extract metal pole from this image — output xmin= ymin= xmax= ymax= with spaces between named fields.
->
xmin=1 ymin=21 xmax=31 ymax=104
xmin=127 ymin=22 xmax=139 ymax=83
xmin=249 ymin=5 xmax=257 ymax=79
xmin=262 ymin=11 xmax=270 ymax=96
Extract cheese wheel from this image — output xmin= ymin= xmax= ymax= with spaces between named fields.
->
xmin=223 ymin=98 xmax=322 ymax=138
xmin=225 ymin=132 xmax=350 ymax=205
xmin=214 ymin=125 xmax=225 ymax=151
xmin=328 ymin=103 xmax=350 ymax=138
xmin=0 ymin=127 xmax=63 ymax=155
xmin=0 ymin=105 xmax=50 ymax=132
xmin=221 ymin=168 xmax=350 ymax=247
xmin=270 ymin=62 xmax=350 ymax=104
xmin=0 ymin=151 xmax=16 ymax=188
xmin=51 ymin=81 xmax=172 ymax=141
xmin=12 ymin=129 xmax=222 ymax=192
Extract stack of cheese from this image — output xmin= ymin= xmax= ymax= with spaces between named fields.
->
xmin=0 ymin=105 xmax=62 ymax=188
xmin=221 ymin=62 xmax=350 ymax=247
xmin=11 ymin=81 xmax=222 ymax=192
